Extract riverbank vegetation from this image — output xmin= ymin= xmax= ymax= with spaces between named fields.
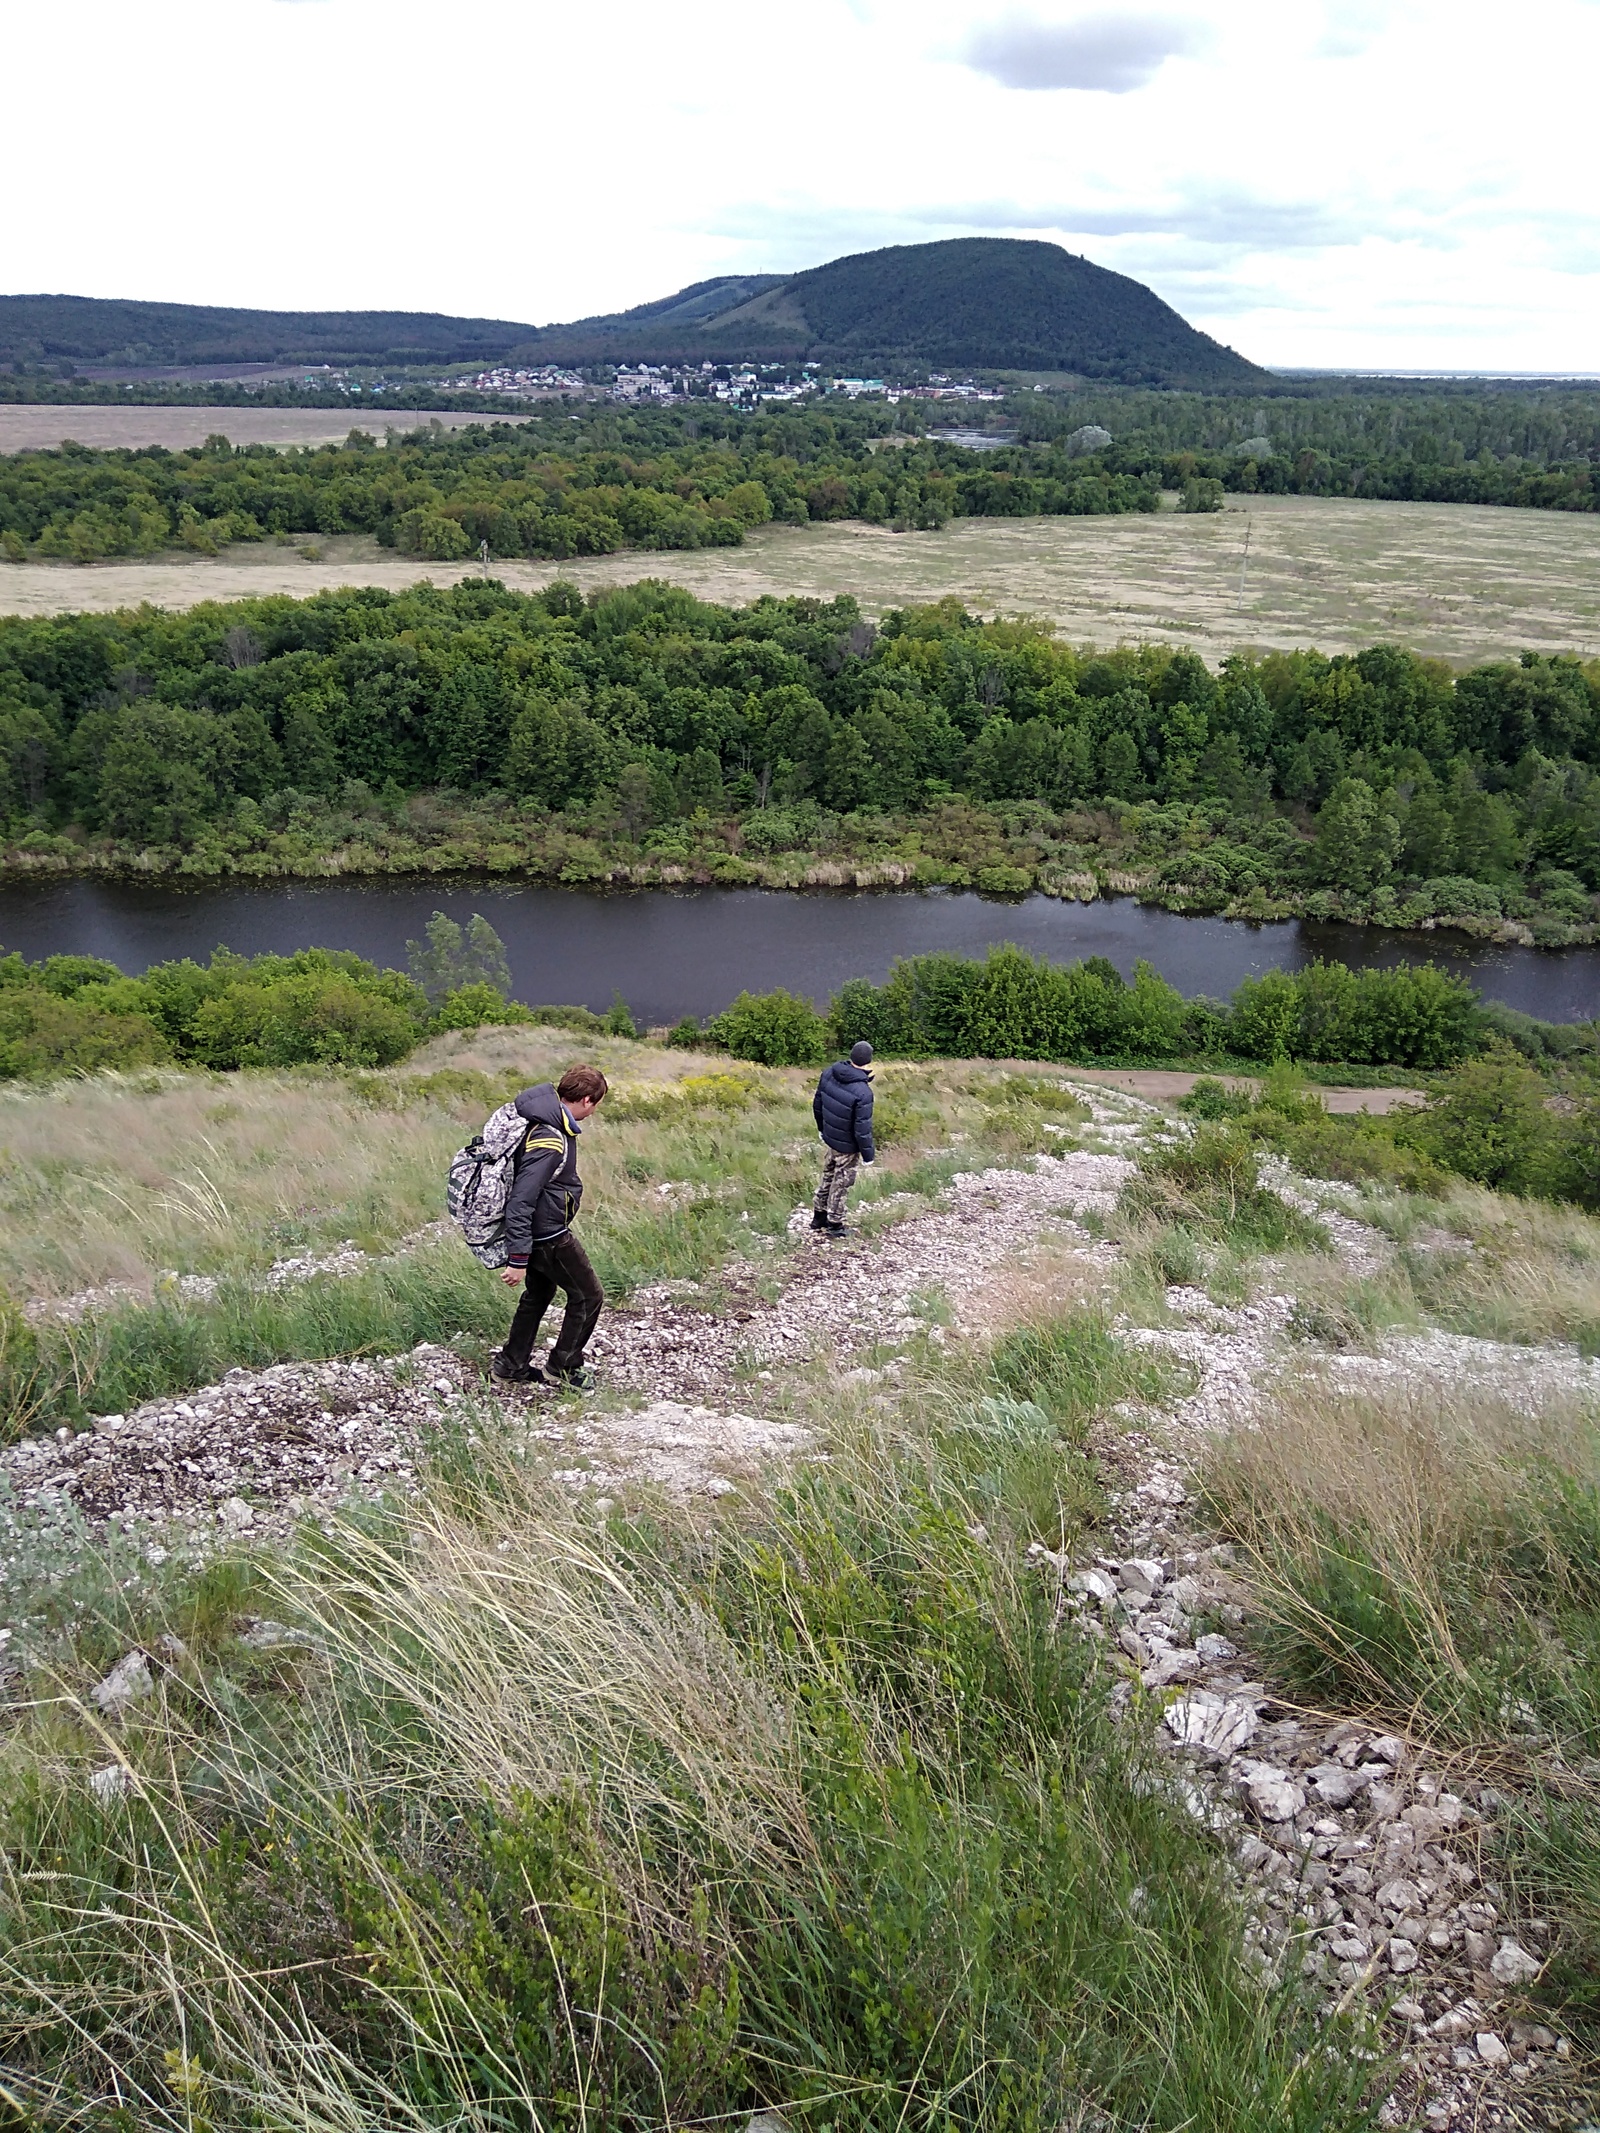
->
xmin=0 ymin=929 xmax=1587 ymax=1087
xmin=1 ymin=577 xmax=1598 ymax=940
xmin=2 ymin=925 xmax=1597 ymax=1246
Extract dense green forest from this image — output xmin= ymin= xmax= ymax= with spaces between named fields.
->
xmin=0 ymin=577 xmax=1596 ymax=942
xmin=0 ymin=406 xmax=1156 ymax=565
xmin=1020 ymin=383 xmax=1600 ymax=512
xmin=6 ymin=382 xmax=1600 ymax=585
xmin=0 ymin=295 xmax=536 ymax=370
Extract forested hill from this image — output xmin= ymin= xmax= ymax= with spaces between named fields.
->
xmin=0 ymin=297 xmax=538 ymax=370
xmin=4 ymin=240 xmax=1261 ymax=386
xmin=528 ymin=239 xmax=1264 ymax=385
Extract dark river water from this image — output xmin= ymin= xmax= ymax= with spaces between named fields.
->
xmin=0 ymin=878 xmax=1595 ymax=1024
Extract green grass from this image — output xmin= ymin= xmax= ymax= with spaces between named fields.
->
xmin=1206 ymin=1363 xmax=1600 ymax=2045
xmin=0 ymin=1330 xmax=1384 ymax=2133
xmin=1117 ymin=1123 xmax=1330 ymax=1257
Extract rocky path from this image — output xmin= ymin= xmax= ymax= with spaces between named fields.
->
xmin=4 ymin=1086 xmax=1592 ymax=2127
xmin=0 ymin=1141 xmax=1132 ymax=1571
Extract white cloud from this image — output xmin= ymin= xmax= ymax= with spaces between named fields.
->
xmin=963 ymin=10 xmax=1205 ymax=91
xmin=1 ymin=0 xmax=1598 ymax=370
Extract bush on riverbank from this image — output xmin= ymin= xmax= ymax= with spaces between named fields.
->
xmin=3 ymin=933 xmax=1593 ymax=1085
xmin=826 ymin=946 xmax=1486 ymax=1070
xmin=1181 ymin=1052 xmax=1600 ymax=1211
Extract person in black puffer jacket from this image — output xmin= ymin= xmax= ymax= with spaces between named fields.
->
xmin=811 ymin=1041 xmax=875 ymax=1236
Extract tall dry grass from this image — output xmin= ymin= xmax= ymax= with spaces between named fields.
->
xmin=1209 ymin=1374 xmax=1600 ymax=1720
xmin=1 ymin=1377 xmax=1383 ymax=2133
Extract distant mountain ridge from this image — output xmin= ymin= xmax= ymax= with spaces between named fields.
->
xmin=0 ymin=296 xmax=535 ymax=370
xmin=1 ymin=240 xmax=1262 ymax=386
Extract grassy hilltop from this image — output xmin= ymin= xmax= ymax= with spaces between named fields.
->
xmin=1 ymin=1017 xmax=1600 ymax=2127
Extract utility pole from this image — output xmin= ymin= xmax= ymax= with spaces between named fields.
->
xmin=1237 ymin=516 xmax=1253 ymax=610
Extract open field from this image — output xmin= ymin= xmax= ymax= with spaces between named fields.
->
xmin=0 ymin=404 xmax=533 ymax=455
xmin=3 ymin=492 xmax=1599 ymax=661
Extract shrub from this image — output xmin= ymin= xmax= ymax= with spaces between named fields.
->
xmin=1226 ymin=959 xmax=1479 ymax=1068
xmin=187 ymin=973 xmax=420 ymax=1070
xmin=0 ymin=988 xmax=170 ymax=1079
xmin=605 ymin=990 xmax=639 ymax=1038
xmin=1179 ymin=1076 xmax=1253 ymax=1121
xmin=1395 ymin=1050 xmax=1556 ymax=1192
xmin=433 ymin=983 xmax=534 ymax=1032
xmin=709 ymin=988 xmax=829 ymax=1066
xmin=394 ymin=506 xmax=473 ymax=560
xmin=664 ymin=1016 xmax=704 ymax=1048
xmin=1123 ymin=1124 xmax=1329 ymax=1251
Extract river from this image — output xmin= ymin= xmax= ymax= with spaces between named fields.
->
xmin=0 ymin=879 xmax=1595 ymax=1025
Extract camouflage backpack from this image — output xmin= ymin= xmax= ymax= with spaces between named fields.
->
xmin=445 ymin=1099 xmax=526 ymax=1267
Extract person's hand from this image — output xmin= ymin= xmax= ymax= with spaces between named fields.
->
xmin=500 ymin=1266 xmax=523 ymax=1286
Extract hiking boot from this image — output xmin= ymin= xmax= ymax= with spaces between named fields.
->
xmin=489 ymin=1361 xmax=545 ymax=1395
xmin=545 ymin=1364 xmax=590 ymax=1392
xmin=809 ymin=1212 xmax=832 ymax=1232
xmin=822 ymin=1221 xmax=850 ymax=1239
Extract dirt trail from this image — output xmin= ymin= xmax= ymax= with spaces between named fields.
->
xmin=1061 ymin=1067 xmax=1424 ymax=1115
xmin=2 ymin=1086 xmax=1588 ymax=2125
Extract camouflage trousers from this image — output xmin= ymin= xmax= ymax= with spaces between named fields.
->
xmin=813 ymin=1148 xmax=860 ymax=1226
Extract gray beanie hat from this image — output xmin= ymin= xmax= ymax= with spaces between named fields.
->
xmin=850 ymin=1040 xmax=874 ymax=1065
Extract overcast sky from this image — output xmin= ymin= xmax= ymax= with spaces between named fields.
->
xmin=7 ymin=0 xmax=1598 ymax=371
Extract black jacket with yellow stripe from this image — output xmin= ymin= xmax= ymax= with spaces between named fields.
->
xmin=504 ymin=1083 xmax=584 ymax=1267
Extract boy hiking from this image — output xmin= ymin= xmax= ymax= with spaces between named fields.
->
xmin=491 ymin=1064 xmax=608 ymax=1391
xmin=811 ymin=1040 xmax=874 ymax=1236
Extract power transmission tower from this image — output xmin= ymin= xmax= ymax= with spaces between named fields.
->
xmin=479 ymin=539 xmax=491 ymax=578
xmin=1237 ymin=517 xmax=1253 ymax=610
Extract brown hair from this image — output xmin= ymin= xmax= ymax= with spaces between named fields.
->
xmin=558 ymin=1064 xmax=609 ymax=1105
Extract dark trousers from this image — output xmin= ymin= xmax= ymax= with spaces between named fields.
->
xmin=501 ymin=1233 xmax=604 ymax=1375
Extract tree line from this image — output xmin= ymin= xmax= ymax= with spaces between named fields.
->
xmin=0 ymin=405 xmax=1155 ymax=566
xmin=1018 ymin=383 xmax=1600 ymax=514
xmin=0 ymin=578 xmax=1596 ymax=937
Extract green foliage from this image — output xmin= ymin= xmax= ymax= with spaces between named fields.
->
xmin=1019 ymin=379 xmax=1600 ymax=515
xmin=709 ymin=987 xmax=830 ymax=1066
xmin=604 ymin=989 xmax=639 ymax=1038
xmin=830 ymin=946 xmax=1479 ymax=1069
xmin=1395 ymin=1048 xmax=1562 ymax=1194
xmin=0 ymin=402 xmax=1158 ymax=578
xmin=1179 ymin=1075 xmax=1253 ymax=1121
xmin=431 ymin=982 xmax=534 ymax=1032
xmin=185 ymin=971 xmax=420 ymax=1070
xmin=665 ymin=1015 xmax=704 ymax=1048
xmin=0 ymin=576 xmax=1597 ymax=941
xmin=405 ymin=911 xmax=511 ymax=1007
xmin=0 ymin=946 xmax=429 ymax=1080
xmin=0 ymin=985 xmax=171 ymax=1078
xmin=1227 ymin=959 xmax=1479 ymax=1068
xmin=1179 ymin=475 xmax=1225 ymax=512
xmin=1124 ymin=1124 xmax=1330 ymax=1252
